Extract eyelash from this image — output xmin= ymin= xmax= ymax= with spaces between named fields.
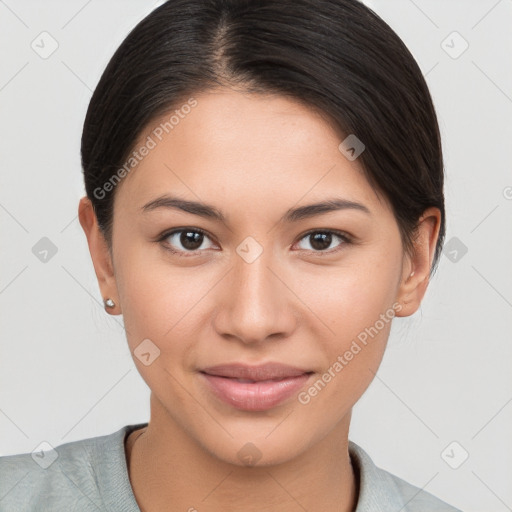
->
xmin=156 ymin=227 xmax=353 ymax=258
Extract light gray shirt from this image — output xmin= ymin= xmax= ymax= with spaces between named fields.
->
xmin=0 ymin=423 xmax=462 ymax=511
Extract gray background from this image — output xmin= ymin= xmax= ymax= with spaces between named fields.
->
xmin=1 ymin=1 xmax=511 ymax=510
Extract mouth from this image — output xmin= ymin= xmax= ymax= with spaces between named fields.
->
xmin=199 ymin=363 xmax=314 ymax=411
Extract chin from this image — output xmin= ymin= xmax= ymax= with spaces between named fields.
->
xmin=193 ymin=421 xmax=319 ymax=469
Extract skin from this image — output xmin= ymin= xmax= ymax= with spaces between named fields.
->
xmin=79 ymin=88 xmax=440 ymax=512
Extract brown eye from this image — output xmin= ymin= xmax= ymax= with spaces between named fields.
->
xmin=161 ymin=228 xmax=216 ymax=254
xmin=296 ymin=230 xmax=350 ymax=252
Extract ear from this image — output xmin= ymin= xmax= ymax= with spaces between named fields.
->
xmin=395 ymin=207 xmax=442 ymax=317
xmin=78 ymin=196 xmax=120 ymax=315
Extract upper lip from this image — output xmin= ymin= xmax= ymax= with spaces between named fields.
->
xmin=201 ymin=363 xmax=312 ymax=381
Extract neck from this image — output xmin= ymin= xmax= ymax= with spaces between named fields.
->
xmin=126 ymin=395 xmax=358 ymax=512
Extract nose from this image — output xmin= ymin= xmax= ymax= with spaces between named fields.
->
xmin=213 ymin=247 xmax=298 ymax=345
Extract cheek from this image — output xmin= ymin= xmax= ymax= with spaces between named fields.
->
xmin=297 ymin=292 xmax=395 ymax=418
xmin=301 ymin=255 xmax=399 ymax=341
xmin=115 ymin=261 xmax=200 ymax=402
xmin=115 ymin=246 xmax=214 ymax=354
xmin=295 ymin=254 xmax=400 ymax=400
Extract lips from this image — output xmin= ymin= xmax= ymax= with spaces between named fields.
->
xmin=201 ymin=362 xmax=310 ymax=381
xmin=199 ymin=363 xmax=313 ymax=411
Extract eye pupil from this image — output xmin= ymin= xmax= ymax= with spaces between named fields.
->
xmin=181 ymin=230 xmax=203 ymax=250
xmin=310 ymin=232 xmax=332 ymax=250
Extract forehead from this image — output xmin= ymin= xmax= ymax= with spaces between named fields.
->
xmin=114 ymin=89 xmax=387 ymax=217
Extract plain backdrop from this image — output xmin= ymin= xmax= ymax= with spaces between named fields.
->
xmin=1 ymin=1 xmax=511 ymax=511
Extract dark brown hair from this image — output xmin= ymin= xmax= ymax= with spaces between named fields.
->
xmin=81 ymin=0 xmax=445 ymax=274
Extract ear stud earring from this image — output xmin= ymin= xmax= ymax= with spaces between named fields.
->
xmin=104 ymin=298 xmax=116 ymax=308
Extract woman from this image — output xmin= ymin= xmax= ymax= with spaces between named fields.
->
xmin=0 ymin=0 xmax=462 ymax=510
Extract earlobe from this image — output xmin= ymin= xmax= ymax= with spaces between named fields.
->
xmin=78 ymin=196 xmax=121 ymax=315
xmin=395 ymin=207 xmax=441 ymax=317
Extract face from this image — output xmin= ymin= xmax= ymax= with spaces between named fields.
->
xmin=82 ymin=89 xmax=434 ymax=466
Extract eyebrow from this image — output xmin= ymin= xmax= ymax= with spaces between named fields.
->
xmin=141 ymin=194 xmax=371 ymax=223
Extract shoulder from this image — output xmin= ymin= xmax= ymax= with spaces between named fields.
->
xmin=349 ymin=441 xmax=463 ymax=512
xmin=0 ymin=423 xmax=145 ymax=512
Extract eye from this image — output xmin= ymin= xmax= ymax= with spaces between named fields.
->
xmin=157 ymin=227 xmax=351 ymax=257
xmin=158 ymin=227 xmax=217 ymax=256
xmin=294 ymin=229 xmax=351 ymax=253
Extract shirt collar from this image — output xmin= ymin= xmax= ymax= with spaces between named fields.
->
xmin=349 ymin=440 xmax=414 ymax=511
xmin=99 ymin=424 xmax=411 ymax=512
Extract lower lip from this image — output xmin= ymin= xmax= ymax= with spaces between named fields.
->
xmin=200 ymin=372 xmax=312 ymax=411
